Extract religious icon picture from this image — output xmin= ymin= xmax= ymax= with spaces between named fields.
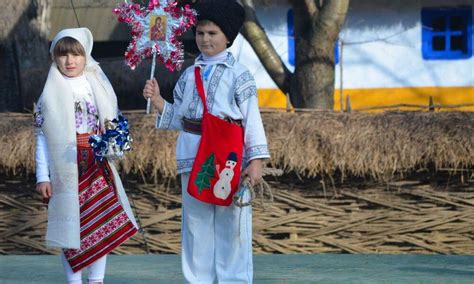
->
xmin=150 ymin=15 xmax=167 ymax=41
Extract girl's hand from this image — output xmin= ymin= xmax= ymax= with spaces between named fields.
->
xmin=36 ymin=182 xmax=52 ymax=203
xmin=242 ymin=159 xmax=263 ymax=186
xmin=142 ymin=78 xmax=165 ymax=113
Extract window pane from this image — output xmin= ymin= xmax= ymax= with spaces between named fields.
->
xmin=450 ymin=35 xmax=465 ymax=51
xmin=433 ymin=36 xmax=446 ymax=51
xmin=450 ymin=16 xmax=465 ymax=31
xmin=287 ymin=9 xmax=295 ymax=66
xmin=421 ymin=7 xmax=472 ymax=59
xmin=432 ymin=16 xmax=445 ymax=31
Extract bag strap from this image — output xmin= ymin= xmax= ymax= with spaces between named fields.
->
xmin=194 ymin=67 xmax=208 ymax=114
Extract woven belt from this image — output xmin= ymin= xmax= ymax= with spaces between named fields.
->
xmin=182 ymin=117 xmax=242 ymax=135
xmin=182 ymin=117 xmax=202 ymax=135
xmin=76 ymin=133 xmax=92 ymax=147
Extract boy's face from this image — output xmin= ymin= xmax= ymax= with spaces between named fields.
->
xmin=55 ymin=52 xmax=86 ymax=78
xmin=195 ymin=21 xmax=228 ymax=57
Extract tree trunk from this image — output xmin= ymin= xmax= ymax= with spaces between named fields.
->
xmin=240 ymin=0 xmax=349 ymax=109
xmin=292 ymin=0 xmax=349 ymax=109
xmin=240 ymin=0 xmax=291 ymax=93
xmin=0 ymin=0 xmax=51 ymax=112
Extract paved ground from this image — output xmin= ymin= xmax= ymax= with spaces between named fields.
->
xmin=1 ymin=254 xmax=474 ymax=283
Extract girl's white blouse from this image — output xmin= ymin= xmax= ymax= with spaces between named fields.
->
xmin=35 ymin=74 xmax=99 ymax=183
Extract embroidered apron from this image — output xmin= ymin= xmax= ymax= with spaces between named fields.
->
xmin=187 ymin=67 xmax=244 ymax=206
xmin=63 ymin=133 xmax=137 ymax=272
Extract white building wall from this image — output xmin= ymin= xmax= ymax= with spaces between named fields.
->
xmin=229 ymin=0 xmax=474 ymax=90
xmin=339 ymin=0 xmax=474 ymax=89
xmin=229 ymin=4 xmax=293 ymax=89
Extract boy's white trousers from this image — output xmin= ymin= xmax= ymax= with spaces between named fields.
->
xmin=180 ymin=173 xmax=253 ymax=284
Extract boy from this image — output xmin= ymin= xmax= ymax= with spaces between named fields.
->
xmin=143 ymin=1 xmax=269 ymax=282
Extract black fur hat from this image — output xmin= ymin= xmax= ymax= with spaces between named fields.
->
xmin=194 ymin=0 xmax=245 ymax=47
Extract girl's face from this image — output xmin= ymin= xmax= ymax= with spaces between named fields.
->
xmin=55 ymin=52 xmax=86 ymax=78
xmin=195 ymin=21 xmax=228 ymax=57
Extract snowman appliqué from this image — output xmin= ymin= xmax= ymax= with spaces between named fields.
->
xmin=213 ymin=152 xmax=238 ymax=200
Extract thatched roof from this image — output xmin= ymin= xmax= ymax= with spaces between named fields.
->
xmin=0 ymin=111 xmax=472 ymax=181
xmin=262 ymin=111 xmax=473 ymax=180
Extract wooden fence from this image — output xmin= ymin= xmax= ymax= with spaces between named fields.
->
xmin=1 ymin=171 xmax=473 ymax=255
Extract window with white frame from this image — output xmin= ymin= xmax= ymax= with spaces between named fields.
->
xmin=421 ymin=6 xmax=472 ymax=60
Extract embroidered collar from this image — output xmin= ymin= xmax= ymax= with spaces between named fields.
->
xmin=195 ymin=52 xmax=235 ymax=68
xmin=201 ymin=50 xmax=228 ymax=64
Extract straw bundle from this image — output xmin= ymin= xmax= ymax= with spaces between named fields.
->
xmin=263 ymin=111 xmax=473 ymax=180
xmin=118 ymin=114 xmax=178 ymax=180
xmin=0 ymin=111 xmax=472 ymax=182
xmin=0 ymin=113 xmax=35 ymax=176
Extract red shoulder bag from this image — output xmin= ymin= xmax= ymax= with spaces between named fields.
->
xmin=187 ymin=67 xmax=244 ymax=206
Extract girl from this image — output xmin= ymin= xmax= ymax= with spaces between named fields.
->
xmin=34 ymin=28 xmax=138 ymax=284
xmin=143 ymin=1 xmax=270 ymax=283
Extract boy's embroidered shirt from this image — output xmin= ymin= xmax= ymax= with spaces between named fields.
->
xmin=156 ymin=52 xmax=270 ymax=173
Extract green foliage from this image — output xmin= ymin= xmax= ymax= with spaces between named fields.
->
xmin=194 ymin=153 xmax=215 ymax=194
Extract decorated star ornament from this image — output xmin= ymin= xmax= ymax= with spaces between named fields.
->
xmin=113 ymin=0 xmax=196 ymax=113
xmin=113 ymin=0 xmax=196 ymax=71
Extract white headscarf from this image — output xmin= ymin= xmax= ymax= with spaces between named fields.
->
xmin=50 ymin=27 xmax=99 ymax=70
xmin=49 ymin=28 xmax=117 ymax=126
xmin=39 ymin=28 xmax=136 ymax=249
